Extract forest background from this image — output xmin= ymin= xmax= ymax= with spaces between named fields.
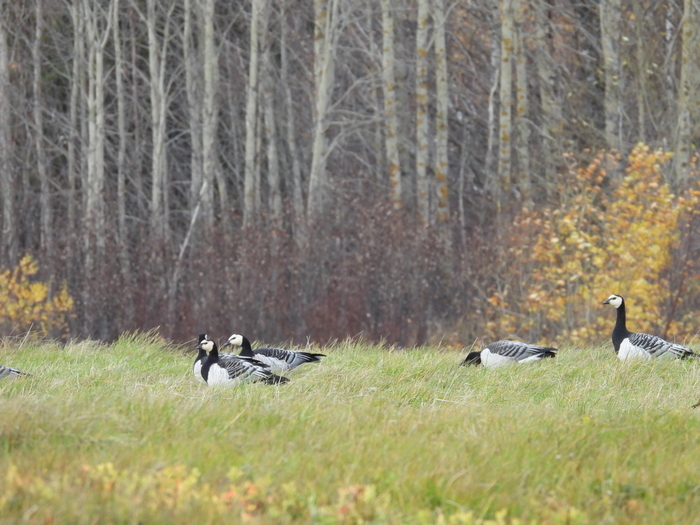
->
xmin=1 ymin=0 xmax=700 ymax=346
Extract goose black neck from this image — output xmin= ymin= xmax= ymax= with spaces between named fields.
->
xmin=611 ymin=300 xmax=630 ymax=353
xmin=463 ymin=351 xmax=482 ymax=366
xmin=238 ymin=336 xmax=254 ymax=357
xmin=201 ymin=342 xmax=219 ymax=381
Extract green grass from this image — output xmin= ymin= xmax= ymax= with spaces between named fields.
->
xmin=2 ymin=333 xmax=700 ymax=524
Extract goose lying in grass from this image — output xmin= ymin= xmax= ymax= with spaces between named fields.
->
xmin=0 ymin=366 xmax=31 ymax=379
xmin=198 ymin=337 xmax=288 ymax=386
xmin=192 ymin=333 xmax=238 ymax=384
xmin=462 ymin=340 xmax=558 ymax=368
xmin=603 ymin=294 xmax=698 ymax=360
xmin=222 ymin=333 xmax=325 ymax=374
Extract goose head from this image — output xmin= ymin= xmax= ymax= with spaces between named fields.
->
xmin=603 ymin=294 xmax=624 ymax=308
xmin=222 ymin=334 xmax=245 ymax=348
xmin=196 ymin=338 xmax=216 ymax=354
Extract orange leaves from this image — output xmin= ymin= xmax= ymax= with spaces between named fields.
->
xmin=0 ymin=255 xmax=74 ymax=335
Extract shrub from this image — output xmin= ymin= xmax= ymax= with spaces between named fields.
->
xmin=0 ymin=254 xmax=74 ymax=336
xmin=485 ymin=144 xmax=700 ymax=344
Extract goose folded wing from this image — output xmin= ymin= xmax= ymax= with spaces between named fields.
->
xmin=256 ymin=347 xmax=325 ymax=365
xmin=628 ymin=332 xmax=695 ymax=358
xmin=219 ymin=356 xmax=272 ymax=381
xmin=488 ymin=341 xmax=542 ymax=359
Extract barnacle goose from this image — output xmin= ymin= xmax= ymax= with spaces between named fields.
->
xmin=192 ymin=333 xmax=209 ymax=384
xmin=222 ymin=333 xmax=325 ymax=374
xmin=198 ymin=337 xmax=288 ymax=386
xmin=603 ymin=294 xmax=698 ymax=360
xmin=193 ymin=333 xmax=240 ymax=383
xmin=0 ymin=366 xmax=31 ymax=379
xmin=462 ymin=340 xmax=558 ymax=368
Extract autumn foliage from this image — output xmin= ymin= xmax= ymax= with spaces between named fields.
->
xmin=0 ymin=254 xmax=74 ymax=336
xmin=486 ymin=144 xmax=700 ymax=345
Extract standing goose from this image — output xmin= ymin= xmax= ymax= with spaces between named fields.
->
xmin=462 ymin=340 xmax=558 ymax=368
xmin=198 ymin=337 xmax=288 ymax=386
xmin=0 ymin=366 xmax=31 ymax=379
xmin=222 ymin=333 xmax=325 ymax=374
xmin=603 ymin=294 xmax=698 ymax=360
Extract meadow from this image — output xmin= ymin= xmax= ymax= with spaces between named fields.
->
xmin=1 ymin=332 xmax=700 ymax=524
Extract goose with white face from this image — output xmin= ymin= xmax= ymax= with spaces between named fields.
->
xmin=602 ymin=294 xmax=623 ymax=309
xmin=197 ymin=336 xmax=288 ymax=386
xmin=222 ymin=333 xmax=326 ymax=374
xmin=603 ymin=293 xmax=698 ymax=360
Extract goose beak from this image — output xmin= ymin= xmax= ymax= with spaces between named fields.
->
xmin=221 ymin=341 xmax=231 ymax=348
xmin=196 ymin=342 xmax=203 ymax=350
xmin=602 ymin=299 xmax=610 ymax=305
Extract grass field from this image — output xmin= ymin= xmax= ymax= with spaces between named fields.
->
xmin=2 ymin=332 xmax=700 ymax=524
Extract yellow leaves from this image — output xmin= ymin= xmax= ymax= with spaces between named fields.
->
xmin=0 ymin=254 xmax=73 ymax=335
xmin=487 ymin=143 xmax=696 ymax=343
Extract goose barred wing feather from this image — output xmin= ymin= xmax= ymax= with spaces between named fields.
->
xmin=627 ymin=332 xmax=696 ymax=359
xmin=217 ymin=355 xmax=273 ymax=382
xmin=0 ymin=366 xmax=31 ymax=379
xmin=253 ymin=347 xmax=325 ymax=371
xmin=487 ymin=340 xmax=555 ymax=359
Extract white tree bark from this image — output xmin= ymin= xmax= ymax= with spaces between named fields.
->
xmin=415 ymin=0 xmax=430 ymax=224
xmin=262 ymin=46 xmax=282 ymax=223
xmin=243 ymin=0 xmax=266 ymax=225
xmin=513 ymin=0 xmax=531 ymax=207
xmin=201 ymin=0 xmax=220 ymax=226
xmin=497 ymin=0 xmax=515 ymax=207
xmin=113 ymin=0 xmax=127 ymax=247
xmin=0 ymin=9 xmax=15 ymax=262
xmin=146 ymin=0 xmax=172 ymax=238
xmin=307 ymin=0 xmax=340 ymax=220
xmin=600 ymin=0 xmax=622 ymax=153
xmin=184 ymin=0 xmax=203 ymax=218
xmin=533 ymin=0 xmax=561 ymax=191
xmin=381 ymin=0 xmax=401 ymax=209
xmin=675 ymin=0 xmax=700 ymax=183
xmin=434 ymin=0 xmax=449 ymax=226
xmin=82 ymin=0 xmax=111 ymax=255
xmin=281 ymin=0 xmax=305 ymax=232
xmin=33 ymin=0 xmax=52 ymax=254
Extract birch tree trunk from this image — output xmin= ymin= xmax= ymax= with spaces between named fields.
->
xmin=0 ymin=10 xmax=15 ymax=262
xmin=513 ymin=0 xmax=531 ymax=208
xmin=381 ymin=0 xmax=401 ymax=209
xmin=281 ymin=0 xmax=305 ymax=234
xmin=433 ymin=0 xmax=449 ymax=226
xmin=112 ymin=0 xmax=134 ymax=325
xmin=633 ymin=1 xmax=647 ymax=143
xmin=33 ymin=0 xmax=52 ymax=254
xmin=600 ymin=0 xmax=622 ymax=153
xmin=533 ymin=0 xmax=560 ymax=192
xmin=83 ymin=0 xmax=110 ymax=257
xmin=243 ymin=0 xmax=266 ymax=225
xmin=146 ymin=0 xmax=171 ymax=238
xmin=307 ymin=0 xmax=340 ymax=220
xmin=415 ymin=0 xmax=430 ymax=224
xmin=113 ymin=0 xmax=127 ymax=249
xmin=184 ymin=0 xmax=203 ymax=219
xmin=262 ymin=46 xmax=282 ymax=223
xmin=497 ymin=0 xmax=515 ymax=208
xmin=675 ymin=0 xmax=700 ymax=183
xmin=201 ymin=0 xmax=220 ymax=226
xmin=484 ymin=17 xmax=500 ymax=205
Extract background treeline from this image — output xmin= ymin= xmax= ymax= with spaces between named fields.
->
xmin=1 ymin=0 xmax=699 ymax=344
